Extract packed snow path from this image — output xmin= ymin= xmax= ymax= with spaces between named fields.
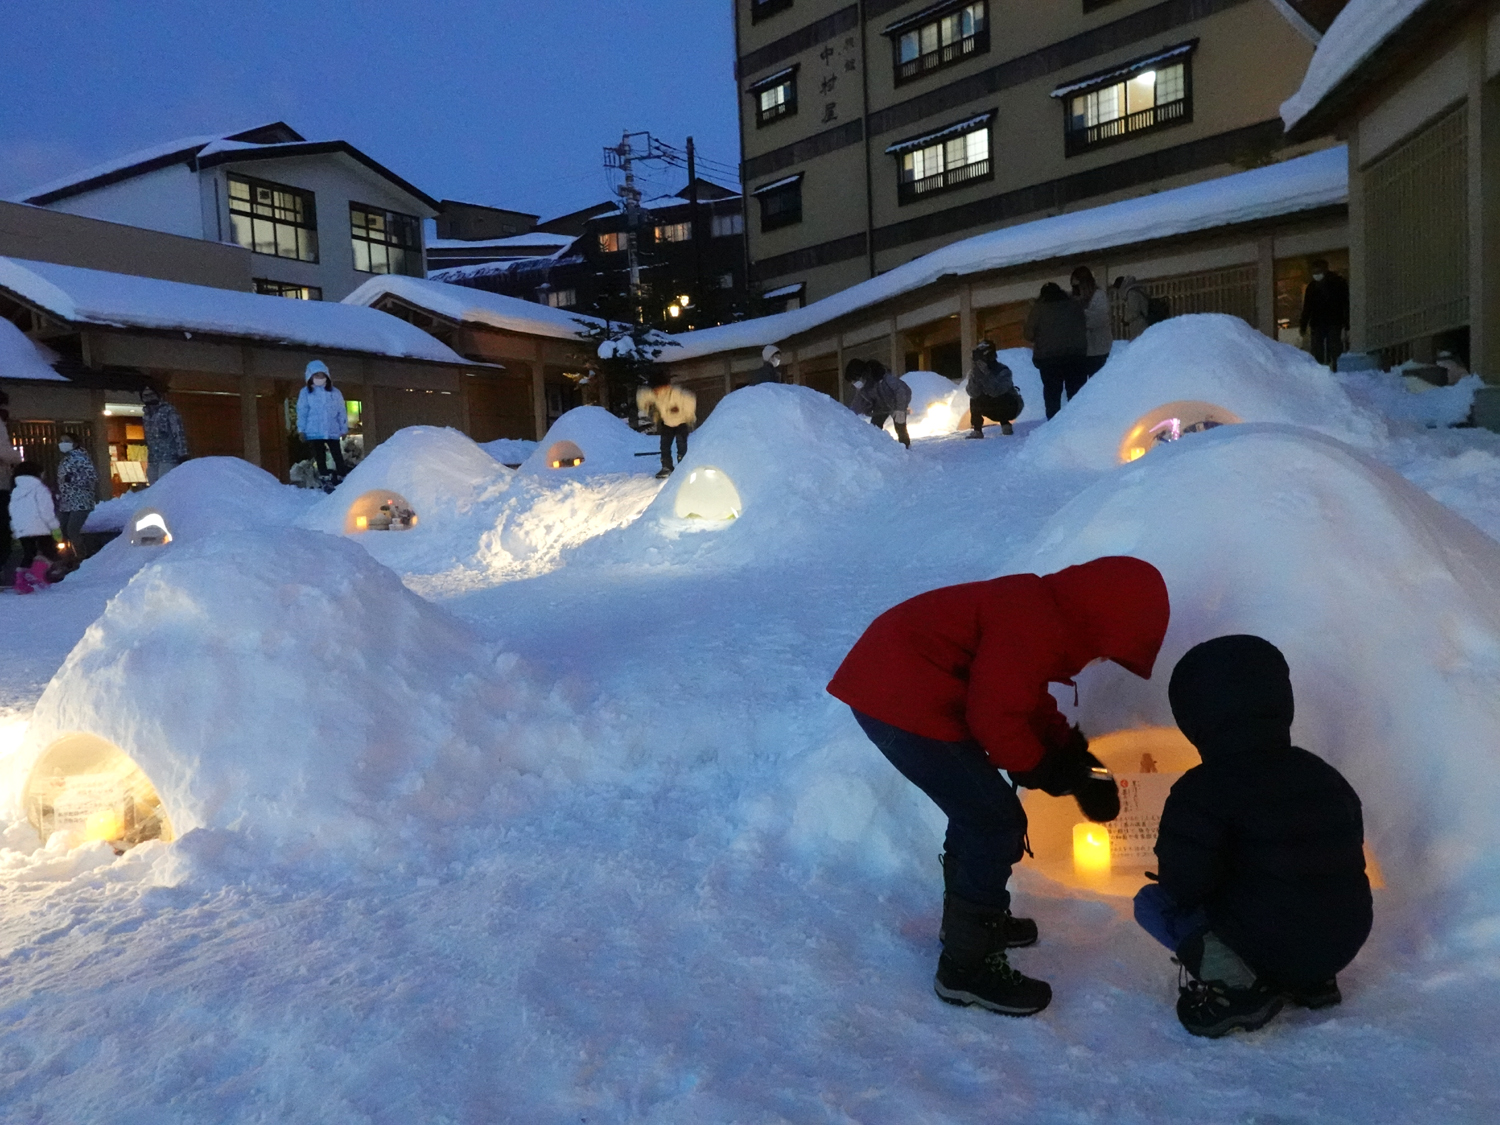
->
xmin=3 ymin=391 xmax=1500 ymax=1117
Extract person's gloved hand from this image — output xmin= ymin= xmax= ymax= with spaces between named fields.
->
xmin=51 ymin=529 xmax=64 ymax=542
xmin=1010 ymin=727 xmax=1121 ymax=823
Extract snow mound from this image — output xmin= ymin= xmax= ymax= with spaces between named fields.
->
xmin=480 ymin=437 xmax=539 ymax=466
xmin=1015 ymin=424 xmax=1500 ymax=949
xmin=83 ymin=457 xmax=317 ymax=538
xmin=9 ymin=529 xmax=590 ymax=864
xmin=519 ymin=406 xmax=657 ymax=476
xmin=1022 ymin=314 xmax=1386 ymax=472
xmin=1339 ymin=369 xmax=1482 ymax=430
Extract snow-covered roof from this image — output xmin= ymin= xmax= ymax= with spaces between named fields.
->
xmin=0 ymin=316 xmax=65 ymax=382
xmin=1049 ymin=42 xmax=1197 ymax=98
xmin=344 ymin=275 xmax=603 ymax=341
xmin=885 ymin=112 xmax=996 ymax=155
xmin=427 ymin=233 xmax=575 ymax=252
xmin=667 ymin=146 xmax=1348 ymax=361
xmin=762 ymin=282 xmax=806 ymax=301
xmin=748 ymin=65 xmax=797 ymax=90
xmin=751 ymin=173 xmax=804 ymax=195
xmin=12 ymin=133 xmax=221 ymax=203
xmin=0 ymin=257 xmax=470 ymax=363
xmin=1281 ymin=0 xmax=1433 ymax=130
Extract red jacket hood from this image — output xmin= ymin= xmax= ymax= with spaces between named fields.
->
xmin=1041 ymin=556 xmax=1170 ymax=680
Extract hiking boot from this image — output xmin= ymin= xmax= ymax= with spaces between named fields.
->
xmin=1176 ymin=977 xmax=1283 ymax=1038
xmin=965 ymin=429 xmax=984 ymax=440
xmin=13 ymin=569 xmax=34 ymax=595
xmin=1001 ymin=421 xmax=1014 ymax=435
xmin=938 ymin=856 xmax=1037 ymax=947
xmin=935 ymin=949 xmax=1052 ymax=1016
xmin=655 ymin=466 xmax=673 ymax=479
xmin=1284 ymin=978 xmax=1342 ymax=1010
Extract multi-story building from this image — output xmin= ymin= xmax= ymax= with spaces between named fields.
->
xmin=15 ymin=122 xmax=437 ymax=302
xmin=734 ymin=0 xmax=1335 ymax=305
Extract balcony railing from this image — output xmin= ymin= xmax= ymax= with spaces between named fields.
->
xmin=897 ymin=157 xmax=992 ymax=204
xmin=1065 ymin=97 xmax=1188 ymax=156
xmin=756 ymin=97 xmax=797 ymax=128
xmin=895 ymin=29 xmax=988 ymax=85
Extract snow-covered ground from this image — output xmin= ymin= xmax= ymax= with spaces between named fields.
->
xmin=2 ymin=318 xmax=1500 ymax=1122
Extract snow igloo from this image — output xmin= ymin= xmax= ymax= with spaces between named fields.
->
xmin=520 ymin=407 xmax=657 ymax=476
xmin=1013 ymin=424 xmax=1499 ymax=937
xmin=1023 ymin=315 xmax=1386 ymax=472
xmin=127 ymin=507 xmax=172 ymax=546
xmin=345 ymin=490 xmax=416 ymax=533
xmin=23 ymin=732 xmax=174 ymax=849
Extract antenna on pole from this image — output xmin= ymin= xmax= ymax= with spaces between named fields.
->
xmin=605 ymin=131 xmax=653 ymax=322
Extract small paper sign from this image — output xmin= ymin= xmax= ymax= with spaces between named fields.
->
xmin=1109 ymin=773 xmax=1183 ymax=866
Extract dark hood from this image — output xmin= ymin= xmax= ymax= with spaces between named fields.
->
xmin=1041 ymin=556 xmax=1170 ymax=680
xmin=1169 ymin=635 xmax=1294 ymax=761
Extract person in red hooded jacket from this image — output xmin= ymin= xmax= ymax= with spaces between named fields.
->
xmin=827 ymin=556 xmax=1170 ymax=1016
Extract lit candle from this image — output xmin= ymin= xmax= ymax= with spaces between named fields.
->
xmin=355 ymin=516 xmax=368 ymax=530
xmin=1073 ymin=823 xmax=1112 ymax=874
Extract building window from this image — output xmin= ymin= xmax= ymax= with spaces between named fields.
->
xmin=350 ymin=203 xmax=423 ymax=275
xmin=751 ymin=0 xmax=793 ymax=23
xmin=542 ymin=288 xmax=576 ymax=308
xmin=254 ymin=279 xmax=322 ymax=300
xmin=890 ymin=116 xmax=993 ymax=204
xmin=1057 ymin=48 xmax=1192 ymax=156
xmin=888 ymin=2 xmax=988 ymax=86
xmin=753 ymin=174 xmax=803 ymax=232
xmin=751 ymin=68 xmax=798 ymax=127
xmin=712 ymin=212 xmax=744 ymax=238
xmin=655 ymin=221 xmax=692 ymax=243
xmin=718 ymin=272 xmax=735 ymax=289
xmin=598 ymin=231 xmax=633 ymax=253
xmin=228 ymin=174 xmax=318 ymax=262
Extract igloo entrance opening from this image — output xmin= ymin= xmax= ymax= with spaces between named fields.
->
xmin=345 ymin=490 xmax=417 ymax=534
xmin=128 ymin=507 xmax=173 ymax=546
xmin=546 ymin=440 xmax=585 ymax=469
xmin=673 ymin=466 xmax=742 ymax=520
xmin=1119 ymin=401 xmax=1241 ymax=464
xmin=24 ymin=733 xmax=174 ymax=850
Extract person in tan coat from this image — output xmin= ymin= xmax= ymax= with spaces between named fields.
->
xmin=637 ymin=371 xmax=698 ymax=478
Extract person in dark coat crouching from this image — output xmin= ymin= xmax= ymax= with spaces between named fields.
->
xmin=1135 ymin=634 xmax=1373 ymax=1038
xmin=964 ymin=339 xmax=1022 ymax=438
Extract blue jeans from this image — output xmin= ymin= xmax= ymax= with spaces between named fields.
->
xmin=1134 ymin=883 xmax=1210 ymax=954
xmin=852 ymin=709 xmax=1025 ymax=911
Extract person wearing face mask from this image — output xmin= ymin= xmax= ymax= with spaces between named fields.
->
xmin=742 ymin=344 xmax=784 ymax=388
xmin=55 ymin=433 xmax=99 ymax=561
xmin=296 ymin=360 xmax=349 ymax=482
xmin=1299 ymin=259 xmax=1350 ymax=367
xmin=139 ymin=386 xmax=189 ymax=484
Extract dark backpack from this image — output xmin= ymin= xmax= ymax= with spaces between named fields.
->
xmin=1146 ymin=293 xmax=1171 ymax=325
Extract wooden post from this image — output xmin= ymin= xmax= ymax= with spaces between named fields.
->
xmin=1347 ymin=134 xmax=1368 ymax=354
xmin=531 ymin=340 xmax=548 ymax=441
xmin=889 ymin=316 xmax=902 ymax=374
xmin=836 ymin=334 xmax=848 ymax=405
xmin=239 ymin=372 xmax=261 ymax=466
xmin=89 ymin=388 xmax=110 ymax=500
xmin=1256 ymin=237 xmax=1278 ymax=339
xmin=1469 ymin=29 xmax=1500 ymax=382
xmin=960 ymin=284 xmax=976 ymax=362
xmin=360 ymin=358 xmax=379 ymax=449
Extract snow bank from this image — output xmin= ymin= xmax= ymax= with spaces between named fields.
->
xmin=480 ymin=437 xmax=538 ymax=466
xmin=1016 ymin=424 xmax=1500 ymax=949
xmin=9 ymin=529 xmax=593 ymax=864
xmin=0 ymin=316 xmax=64 ymax=381
xmin=1340 ymin=369 xmax=1482 ymax=429
xmin=1022 ymin=315 xmax=1386 ymax=472
xmin=519 ymin=406 xmax=658 ymax=477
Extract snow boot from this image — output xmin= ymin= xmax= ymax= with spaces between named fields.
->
xmin=27 ymin=558 xmax=52 ymax=590
xmin=655 ymin=465 xmax=673 ymax=479
xmin=12 ymin=569 xmax=34 ymax=595
xmin=965 ymin=428 xmax=984 ymax=439
xmin=1283 ymin=977 xmax=1342 ymax=1010
xmin=1174 ymin=931 xmax=1282 ymax=1038
xmin=1001 ymin=421 xmax=1014 ymax=435
xmin=934 ymin=894 xmax=1051 ymax=1016
xmin=939 ymin=854 xmax=1036 ymax=947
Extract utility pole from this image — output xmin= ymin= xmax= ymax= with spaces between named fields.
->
xmin=605 ymin=131 xmax=646 ymax=322
xmin=687 ymin=136 xmax=704 ymax=330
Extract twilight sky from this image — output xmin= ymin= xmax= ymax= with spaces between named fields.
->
xmin=1 ymin=1 xmax=742 ymax=220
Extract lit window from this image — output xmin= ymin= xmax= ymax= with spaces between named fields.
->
xmin=543 ymin=288 xmax=576 ymax=308
xmin=1063 ymin=58 xmax=1190 ymax=155
xmin=712 ymin=212 xmax=744 ymax=238
xmin=598 ymin=231 xmax=633 ymax=253
xmin=254 ymin=279 xmax=322 ymax=300
xmin=752 ymin=70 xmax=798 ymax=127
xmin=228 ymin=175 xmax=318 ymax=262
xmin=890 ymin=2 xmax=988 ymax=85
xmin=350 ymin=203 xmax=423 ymax=276
xmin=655 ymin=222 xmax=691 ymax=243
xmin=893 ymin=121 xmax=992 ymax=204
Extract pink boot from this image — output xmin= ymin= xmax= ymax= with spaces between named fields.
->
xmin=26 ymin=558 xmax=51 ymax=590
xmin=13 ymin=569 xmax=34 ymax=595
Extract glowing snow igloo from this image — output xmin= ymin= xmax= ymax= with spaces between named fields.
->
xmin=1015 ymin=424 xmax=1500 ymax=940
xmin=127 ymin=507 xmax=173 ymax=546
xmin=85 ymin=457 xmax=319 ymax=544
xmin=519 ymin=407 xmax=657 ymax=476
xmin=10 ymin=529 xmax=543 ymax=860
xmin=648 ymin=384 xmax=907 ymax=529
xmin=299 ymin=426 xmax=508 ymax=538
xmin=1022 ymin=315 xmax=1386 ymax=472
xmin=901 ymin=353 xmax=1049 ymax=437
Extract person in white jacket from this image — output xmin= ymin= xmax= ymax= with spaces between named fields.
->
xmin=8 ymin=462 xmax=61 ymax=593
xmin=637 ymin=370 xmax=698 ymax=478
xmin=296 ymin=360 xmax=350 ymax=480
xmin=1071 ymin=266 xmax=1113 ymax=379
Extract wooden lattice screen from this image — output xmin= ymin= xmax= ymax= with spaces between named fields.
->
xmin=1112 ymin=265 xmax=1260 ymax=337
xmin=1365 ymin=105 xmax=1469 ymax=350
